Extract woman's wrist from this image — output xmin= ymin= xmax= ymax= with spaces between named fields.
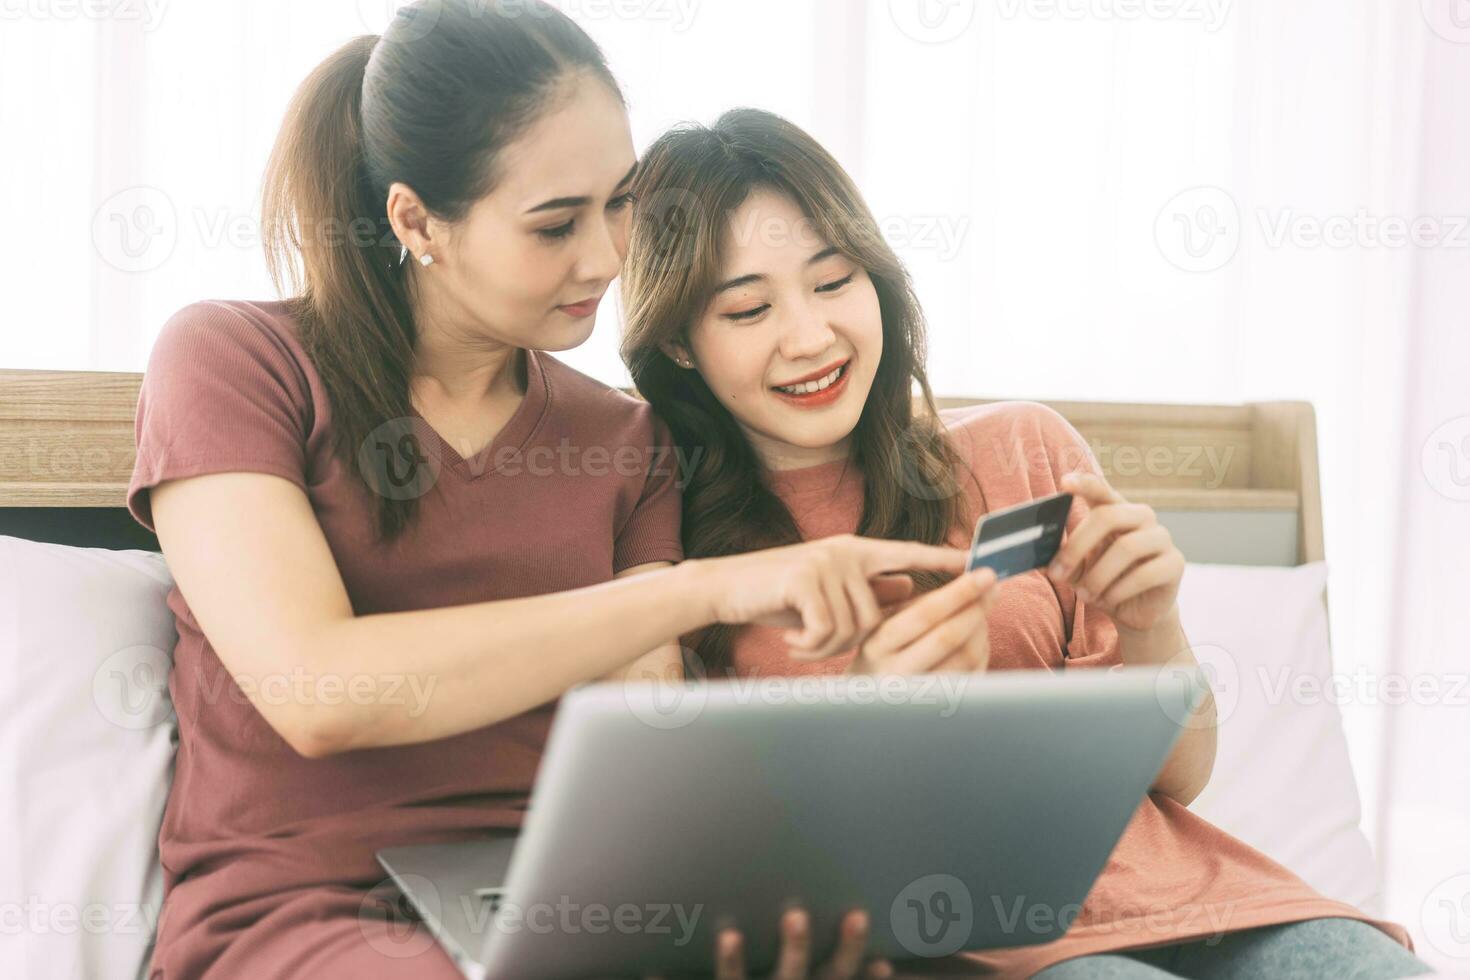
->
xmin=1114 ymin=604 xmax=1187 ymax=663
xmin=667 ymin=556 xmax=720 ymax=632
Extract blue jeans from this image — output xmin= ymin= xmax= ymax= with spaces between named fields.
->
xmin=1031 ymin=917 xmax=1432 ymax=979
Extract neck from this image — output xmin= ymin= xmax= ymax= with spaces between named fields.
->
xmin=744 ymin=425 xmax=853 ymax=472
xmin=409 ymin=276 xmax=523 ymax=405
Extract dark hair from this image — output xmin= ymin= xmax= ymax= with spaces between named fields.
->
xmin=620 ymin=108 xmax=972 ymax=671
xmin=262 ymin=0 xmax=622 ymax=540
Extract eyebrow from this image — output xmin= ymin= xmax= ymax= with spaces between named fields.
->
xmin=714 ymin=246 xmax=843 ymax=295
xmin=524 ymin=162 xmax=639 ymax=215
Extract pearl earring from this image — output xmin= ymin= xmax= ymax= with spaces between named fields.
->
xmin=418 ymin=253 xmax=434 ymax=267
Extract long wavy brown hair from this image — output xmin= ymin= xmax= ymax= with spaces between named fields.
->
xmin=620 ymin=108 xmax=974 ymax=672
xmin=260 ymin=0 xmax=620 ymax=541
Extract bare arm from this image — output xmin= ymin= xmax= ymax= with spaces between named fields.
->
xmin=1117 ymin=612 xmax=1218 ymax=805
xmin=152 ymin=474 xmax=708 ymax=758
xmin=152 ymin=472 xmax=967 ymax=759
xmin=597 ymin=561 xmax=685 ymax=685
xmin=1047 ymin=471 xmax=1217 ymax=806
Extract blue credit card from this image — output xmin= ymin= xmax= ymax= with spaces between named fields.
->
xmin=965 ymin=491 xmax=1073 ymax=581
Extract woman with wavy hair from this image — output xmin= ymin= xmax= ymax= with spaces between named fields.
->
xmin=620 ymin=108 xmax=1428 ymax=979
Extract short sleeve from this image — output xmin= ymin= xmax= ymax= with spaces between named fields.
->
xmin=127 ymin=301 xmax=312 ymax=532
xmin=1027 ymin=403 xmax=1123 ymax=669
xmin=611 ymin=414 xmax=684 ymax=573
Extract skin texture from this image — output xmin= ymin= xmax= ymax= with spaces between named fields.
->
xmin=662 ymin=189 xmax=883 ymax=472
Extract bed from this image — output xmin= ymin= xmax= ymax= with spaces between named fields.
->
xmin=0 ymin=368 xmax=1382 ymax=980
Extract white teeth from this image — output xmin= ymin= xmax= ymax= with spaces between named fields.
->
xmin=776 ymin=364 xmax=844 ymax=395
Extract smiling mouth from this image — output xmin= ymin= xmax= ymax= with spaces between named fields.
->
xmin=772 ymin=360 xmax=850 ymax=395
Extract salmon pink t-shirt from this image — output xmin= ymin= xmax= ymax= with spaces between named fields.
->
xmin=126 ymin=299 xmax=683 ymax=979
xmin=718 ymin=400 xmax=1413 ymax=978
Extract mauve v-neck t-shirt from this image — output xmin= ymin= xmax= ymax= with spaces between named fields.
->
xmin=126 ymin=298 xmax=683 ymax=979
xmin=720 ymin=401 xmax=1413 ymax=979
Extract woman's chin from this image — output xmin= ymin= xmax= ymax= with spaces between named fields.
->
xmin=536 ymin=318 xmax=598 ymax=353
xmin=758 ymin=415 xmax=861 ymax=458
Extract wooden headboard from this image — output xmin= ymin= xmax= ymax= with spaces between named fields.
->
xmin=0 ymin=368 xmax=1324 ymax=566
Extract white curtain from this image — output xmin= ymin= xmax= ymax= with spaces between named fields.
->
xmin=5 ymin=0 xmax=1468 ymax=966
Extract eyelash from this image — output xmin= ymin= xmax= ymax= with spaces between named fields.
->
xmin=536 ymin=192 xmax=637 ymax=242
xmin=724 ymin=273 xmax=855 ymax=322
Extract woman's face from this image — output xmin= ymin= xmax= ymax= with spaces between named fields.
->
xmin=396 ymin=73 xmax=637 ymax=352
xmin=676 ymin=188 xmax=884 ymax=469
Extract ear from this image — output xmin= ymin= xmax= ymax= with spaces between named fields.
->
xmin=659 ymin=339 xmax=695 ymax=369
xmin=385 ymin=180 xmax=436 ymax=260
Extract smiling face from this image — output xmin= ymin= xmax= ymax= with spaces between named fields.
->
xmin=669 ymin=188 xmax=884 ymax=470
xmin=390 ymin=71 xmax=637 ymax=352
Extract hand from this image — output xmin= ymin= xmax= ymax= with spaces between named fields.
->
xmin=712 ymin=908 xmax=893 ymax=980
xmin=1046 ymin=472 xmax=1185 ymax=633
xmin=848 ymin=567 xmax=998 ymax=675
xmin=697 ymin=535 xmax=970 ymax=661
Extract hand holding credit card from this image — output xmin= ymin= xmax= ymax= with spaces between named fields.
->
xmin=965 ymin=491 xmax=1073 ymax=581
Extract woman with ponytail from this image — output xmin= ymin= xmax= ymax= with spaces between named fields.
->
xmin=126 ymin=4 xmax=980 ymax=977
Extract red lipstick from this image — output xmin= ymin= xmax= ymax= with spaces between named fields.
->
xmin=770 ymin=359 xmax=852 ymax=410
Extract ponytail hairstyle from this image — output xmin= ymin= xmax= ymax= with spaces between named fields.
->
xmin=620 ymin=109 xmax=974 ymax=672
xmin=261 ymin=0 xmax=621 ymax=541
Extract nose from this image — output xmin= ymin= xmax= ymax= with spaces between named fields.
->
xmin=778 ymin=298 xmax=838 ymax=363
xmin=574 ymin=212 xmax=625 ymax=287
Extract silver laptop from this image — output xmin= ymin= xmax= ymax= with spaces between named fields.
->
xmin=377 ymin=665 xmax=1208 ymax=979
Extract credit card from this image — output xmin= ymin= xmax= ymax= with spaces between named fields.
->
xmin=965 ymin=491 xmax=1073 ymax=581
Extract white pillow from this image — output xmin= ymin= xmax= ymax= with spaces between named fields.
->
xmin=1178 ymin=560 xmax=1384 ymax=914
xmin=0 ymin=536 xmax=177 ymax=980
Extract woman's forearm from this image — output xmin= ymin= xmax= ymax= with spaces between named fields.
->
xmin=298 ymin=559 xmax=717 ymax=756
xmin=1116 ymin=609 xmax=1218 ymax=805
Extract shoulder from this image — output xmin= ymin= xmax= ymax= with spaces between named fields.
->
xmin=147 ymin=298 xmax=314 ymax=391
xmin=940 ymin=399 xmax=1098 ymax=493
xmin=536 ymin=353 xmax=670 ymax=443
xmin=941 ymin=399 xmax=1086 ymax=450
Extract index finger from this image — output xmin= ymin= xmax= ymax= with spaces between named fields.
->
xmin=855 ymin=539 xmax=969 ymax=577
